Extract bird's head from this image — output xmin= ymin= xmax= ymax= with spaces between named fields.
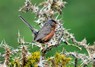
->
xmin=47 ymin=19 xmax=57 ymax=27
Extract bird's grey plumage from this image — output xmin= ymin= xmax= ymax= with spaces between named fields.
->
xmin=34 ymin=22 xmax=52 ymax=42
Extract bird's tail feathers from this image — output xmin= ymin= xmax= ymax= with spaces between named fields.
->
xmin=19 ymin=15 xmax=38 ymax=36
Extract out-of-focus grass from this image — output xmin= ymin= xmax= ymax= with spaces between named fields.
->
xmin=64 ymin=0 xmax=95 ymax=43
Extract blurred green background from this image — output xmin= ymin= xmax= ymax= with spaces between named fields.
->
xmin=0 ymin=0 xmax=95 ymax=55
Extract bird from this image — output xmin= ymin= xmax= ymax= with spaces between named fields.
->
xmin=19 ymin=15 xmax=57 ymax=44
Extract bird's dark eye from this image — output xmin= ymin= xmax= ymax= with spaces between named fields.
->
xmin=51 ymin=20 xmax=56 ymax=24
xmin=50 ymin=22 xmax=55 ymax=26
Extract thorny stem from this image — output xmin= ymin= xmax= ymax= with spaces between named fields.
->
xmin=74 ymin=58 xmax=78 ymax=67
xmin=41 ymin=50 xmax=46 ymax=60
xmin=22 ymin=46 xmax=27 ymax=67
xmin=83 ymin=64 xmax=88 ymax=67
xmin=50 ymin=59 xmax=56 ymax=67
xmin=1 ymin=40 xmax=11 ymax=66
xmin=93 ymin=61 xmax=95 ymax=67
xmin=4 ymin=47 xmax=11 ymax=65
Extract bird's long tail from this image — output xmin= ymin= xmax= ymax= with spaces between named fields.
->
xmin=19 ymin=15 xmax=38 ymax=36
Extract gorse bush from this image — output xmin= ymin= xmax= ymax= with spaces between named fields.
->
xmin=0 ymin=0 xmax=95 ymax=67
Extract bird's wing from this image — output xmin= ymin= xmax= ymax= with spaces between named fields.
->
xmin=35 ymin=23 xmax=52 ymax=41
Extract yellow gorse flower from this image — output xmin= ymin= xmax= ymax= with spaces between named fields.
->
xmin=27 ymin=51 xmax=40 ymax=64
xmin=48 ymin=52 xmax=71 ymax=67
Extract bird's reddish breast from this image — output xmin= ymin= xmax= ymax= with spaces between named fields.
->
xmin=42 ymin=25 xmax=56 ymax=41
